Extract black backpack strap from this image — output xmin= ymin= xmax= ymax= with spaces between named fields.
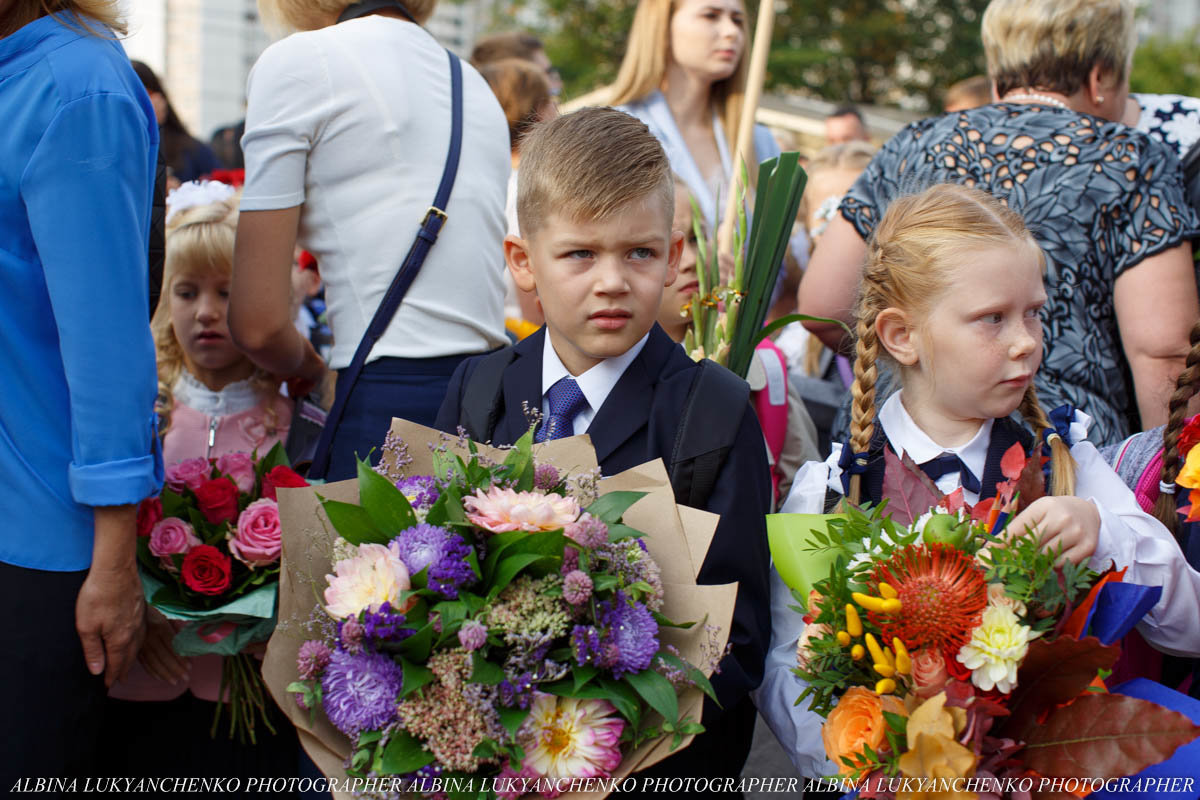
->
xmin=307 ymin=47 xmax=464 ymax=479
xmin=668 ymin=359 xmax=751 ymax=508
xmin=458 ymin=346 xmax=516 ymax=442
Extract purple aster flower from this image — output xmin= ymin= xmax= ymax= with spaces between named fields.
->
xmin=457 ymin=619 xmax=488 ymax=651
xmin=533 ymin=463 xmax=560 ymax=491
xmin=390 ymin=524 xmax=475 ymax=599
xmin=320 ymin=648 xmax=403 ymax=737
xmin=296 ymin=640 xmax=332 ymax=680
xmin=598 ymin=591 xmax=659 ymax=678
xmin=562 ymin=570 xmax=593 ymax=605
xmin=395 ymin=475 xmax=440 ymax=509
xmin=565 ymin=514 xmax=609 ymax=549
xmin=362 ymin=601 xmax=415 ymax=643
xmin=571 ymin=624 xmax=602 ymax=666
xmin=339 ymin=618 xmax=364 ymax=654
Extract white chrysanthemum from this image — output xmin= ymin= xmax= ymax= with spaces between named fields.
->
xmin=956 ymin=603 xmax=1041 ymax=693
xmin=847 ymin=530 xmax=898 ymax=572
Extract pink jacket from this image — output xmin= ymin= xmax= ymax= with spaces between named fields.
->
xmin=110 ymin=375 xmax=291 ymax=702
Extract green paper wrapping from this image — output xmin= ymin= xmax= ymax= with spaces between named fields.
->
xmin=765 ymin=513 xmax=844 ymax=600
xmin=143 ymin=574 xmax=278 ymax=656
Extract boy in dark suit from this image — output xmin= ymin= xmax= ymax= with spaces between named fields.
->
xmin=436 ymin=107 xmax=772 ymax=787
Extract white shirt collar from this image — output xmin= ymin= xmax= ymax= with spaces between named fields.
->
xmin=174 ymin=370 xmax=261 ymax=417
xmin=878 ymin=392 xmax=993 ymax=492
xmin=541 ymin=330 xmax=650 ymax=434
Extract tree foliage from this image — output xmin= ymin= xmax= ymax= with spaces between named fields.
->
xmin=770 ymin=0 xmax=990 ymax=109
xmin=1130 ymin=29 xmax=1200 ymax=99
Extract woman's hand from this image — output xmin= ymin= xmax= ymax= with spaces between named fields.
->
xmin=138 ymin=607 xmax=191 ymax=685
xmin=1005 ymin=495 xmax=1100 ymax=566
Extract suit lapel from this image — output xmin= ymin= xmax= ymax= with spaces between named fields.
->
xmin=587 ymin=326 xmax=675 ymax=466
xmin=495 ymin=328 xmax=544 ymax=445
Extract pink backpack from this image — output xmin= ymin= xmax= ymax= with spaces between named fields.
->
xmin=752 ymin=339 xmax=790 ymax=504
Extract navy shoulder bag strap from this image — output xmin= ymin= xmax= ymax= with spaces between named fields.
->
xmin=308 ymin=12 xmax=464 ymax=479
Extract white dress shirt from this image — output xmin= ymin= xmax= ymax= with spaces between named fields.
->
xmin=540 ymin=331 xmax=649 ymax=436
xmin=758 ymin=391 xmax=1200 ymax=775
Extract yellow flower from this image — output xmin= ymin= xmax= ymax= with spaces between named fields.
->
xmin=955 ymin=604 xmax=1040 ymax=694
xmin=896 ymin=693 xmax=977 ymax=800
xmin=1178 ymin=446 xmax=1200 ymax=489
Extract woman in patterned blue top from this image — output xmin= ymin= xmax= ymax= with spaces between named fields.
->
xmin=799 ymin=0 xmax=1200 ymax=446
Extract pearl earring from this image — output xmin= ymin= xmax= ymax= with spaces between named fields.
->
xmin=1096 ymin=95 xmax=1104 ymax=104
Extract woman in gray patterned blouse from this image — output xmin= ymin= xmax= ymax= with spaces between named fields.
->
xmin=799 ymin=0 xmax=1199 ymax=445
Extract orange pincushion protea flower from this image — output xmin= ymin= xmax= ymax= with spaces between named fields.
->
xmin=870 ymin=544 xmax=987 ymax=660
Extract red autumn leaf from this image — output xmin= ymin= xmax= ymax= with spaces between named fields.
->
xmin=1001 ymin=442 xmax=1026 ymax=480
xmin=1000 ymin=636 xmax=1120 ymax=742
xmin=1023 ymin=693 xmax=1200 ymax=777
xmin=1013 ymin=443 xmax=1048 ymax=511
xmin=944 ymin=487 xmax=966 ymax=514
xmin=880 ymin=447 xmax=942 ymax=527
xmin=971 ymin=496 xmax=995 ymax=523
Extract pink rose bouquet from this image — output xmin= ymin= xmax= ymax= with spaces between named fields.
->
xmin=137 ymin=442 xmax=306 ymax=743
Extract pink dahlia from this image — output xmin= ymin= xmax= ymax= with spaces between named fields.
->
xmin=516 ymin=694 xmax=624 ymax=793
xmin=463 ymin=487 xmax=580 ymax=534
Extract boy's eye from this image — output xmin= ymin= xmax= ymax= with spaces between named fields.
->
xmin=566 ymin=250 xmax=593 ymax=260
xmin=982 ymin=312 xmax=1003 ymax=324
xmin=1025 ymin=305 xmax=1043 ymax=318
xmin=630 ymin=247 xmax=654 ymax=260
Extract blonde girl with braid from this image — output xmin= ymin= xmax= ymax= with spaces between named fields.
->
xmin=778 ymin=184 xmax=1200 ymax=670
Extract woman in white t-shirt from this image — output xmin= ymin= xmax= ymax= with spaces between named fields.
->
xmin=229 ymin=0 xmax=511 ymax=480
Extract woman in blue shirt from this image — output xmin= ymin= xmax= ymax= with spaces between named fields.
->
xmin=0 ymin=0 xmax=161 ymax=781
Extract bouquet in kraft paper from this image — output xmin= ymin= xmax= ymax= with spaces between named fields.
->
xmin=263 ymin=419 xmax=736 ymax=798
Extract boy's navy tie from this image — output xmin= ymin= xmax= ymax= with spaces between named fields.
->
xmin=918 ymin=452 xmax=982 ymax=494
xmin=535 ymin=377 xmax=588 ymax=442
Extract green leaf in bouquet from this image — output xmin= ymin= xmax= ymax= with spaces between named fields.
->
xmin=502 ymin=427 xmax=535 ymax=490
xmin=357 ymin=458 xmax=417 ymax=537
xmin=605 ymin=523 xmax=643 ymax=542
xmin=586 ymin=491 xmax=648 ymax=524
xmin=1023 ymin=693 xmax=1200 ymax=777
xmin=488 ymin=553 xmax=555 ymax=599
xmin=545 ymin=677 xmax=641 ymax=725
xmin=752 ymin=313 xmax=854 ymax=350
xmin=572 ymin=664 xmax=599 ymax=692
xmin=625 ymin=668 xmax=680 ymax=725
xmin=655 ymin=651 xmax=718 ymax=705
xmin=257 ymin=441 xmax=289 ymax=476
xmin=725 ymin=153 xmax=807 ymax=378
xmin=650 ymin=610 xmax=696 ymax=630
xmin=317 ymin=496 xmax=388 ymax=545
xmin=400 ymin=658 xmax=434 ymax=698
xmin=483 ymin=529 xmax=566 ymax=583
xmin=592 ymin=574 xmax=620 ymax=594
xmin=499 ymin=706 xmax=530 ymax=738
xmin=469 ymin=653 xmax=505 ymax=685
xmin=431 ymin=600 xmax=467 ymax=632
xmin=379 ymin=730 xmax=435 ymax=775
xmin=883 ymin=710 xmax=908 ymax=735
xmin=161 ymin=489 xmax=187 ymax=518
xmin=399 ymin=622 xmax=435 ymax=662
xmin=472 ymin=739 xmax=501 ymax=759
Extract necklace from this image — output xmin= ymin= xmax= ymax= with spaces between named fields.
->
xmin=1002 ymin=92 xmax=1069 ymax=111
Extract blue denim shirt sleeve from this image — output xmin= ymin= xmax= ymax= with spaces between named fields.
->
xmin=20 ymin=93 xmax=163 ymax=506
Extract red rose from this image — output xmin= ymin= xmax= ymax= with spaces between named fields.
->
xmin=194 ymin=477 xmax=240 ymax=524
xmin=263 ymin=465 xmax=309 ymax=501
xmin=181 ymin=544 xmax=232 ymax=595
xmin=136 ymin=497 xmax=163 ymax=537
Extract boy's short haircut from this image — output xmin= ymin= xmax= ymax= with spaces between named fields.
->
xmin=517 ymin=107 xmax=674 ymax=236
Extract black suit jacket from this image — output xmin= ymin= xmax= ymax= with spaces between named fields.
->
xmin=436 ymin=325 xmax=772 ymax=780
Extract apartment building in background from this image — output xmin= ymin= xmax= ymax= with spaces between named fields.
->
xmin=123 ymin=0 xmax=497 ymax=141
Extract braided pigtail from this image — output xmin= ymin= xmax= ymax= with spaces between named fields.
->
xmin=848 ymin=306 xmax=882 ymax=506
xmin=1017 ymin=384 xmax=1076 ymax=497
xmin=1154 ymin=320 xmax=1200 ymax=537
